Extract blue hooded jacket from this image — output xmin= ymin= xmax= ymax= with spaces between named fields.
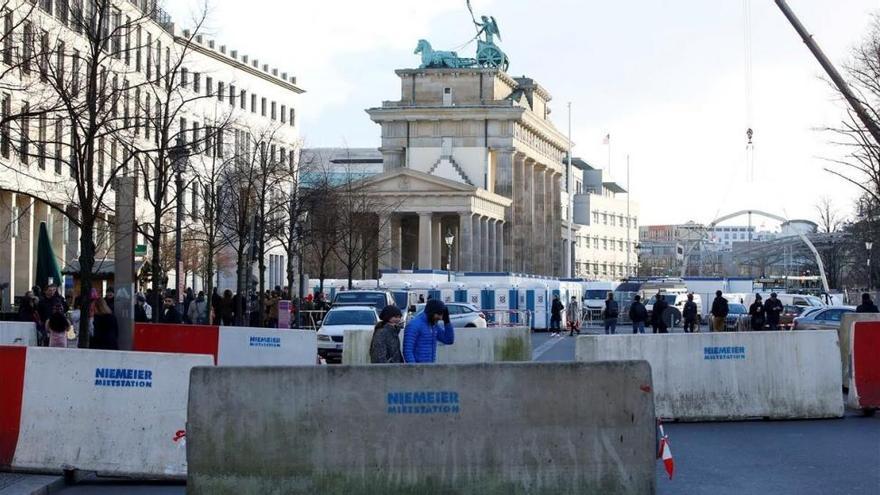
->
xmin=403 ymin=301 xmax=454 ymax=363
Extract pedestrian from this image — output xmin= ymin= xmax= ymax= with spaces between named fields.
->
xmin=160 ymin=295 xmax=183 ymax=324
xmin=749 ymin=294 xmax=766 ymax=331
xmin=763 ymin=293 xmax=784 ymax=330
xmin=134 ymin=294 xmax=149 ymax=323
xmin=46 ymin=303 xmax=71 ymax=348
xmin=219 ymin=290 xmax=235 ymax=326
xmin=651 ymin=293 xmax=670 ymax=334
xmin=187 ymin=291 xmax=209 ymax=325
xmin=104 ymin=287 xmax=115 ymax=313
xmin=211 ymin=287 xmax=222 ymax=324
xmin=37 ymin=284 xmax=67 ymax=324
xmin=682 ymin=293 xmax=699 ymax=333
xmin=370 ymin=305 xmax=405 ymax=364
xmin=403 ymin=299 xmax=454 ymax=363
xmin=18 ymin=291 xmax=40 ymax=323
xmin=856 ymin=293 xmax=879 ymax=313
xmin=602 ymin=293 xmax=619 ymax=335
xmin=92 ymin=298 xmax=118 ymax=350
xmin=565 ymin=296 xmax=581 ymax=337
xmin=265 ymin=291 xmax=280 ymax=328
xmin=710 ymin=290 xmax=729 ymax=332
xmin=550 ymin=295 xmax=564 ymax=336
xmin=629 ymin=294 xmax=648 ymax=334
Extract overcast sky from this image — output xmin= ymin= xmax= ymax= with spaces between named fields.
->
xmin=166 ymin=0 xmax=878 ymax=227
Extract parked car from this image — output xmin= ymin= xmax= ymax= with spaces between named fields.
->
xmin=792 ymin=306 xmax=856 ymax=331
xmin=316 ymin=305 xmax=378 ymax=363
xmin=779 ymin=305 xmax=806 ymax=330
xmin=725 ymin=303 xmax=750 ymax=332
xmin=331 ymin=290 xmax=399 ymax=313
xmin=413 ymin=302 xmax=487 ymax=328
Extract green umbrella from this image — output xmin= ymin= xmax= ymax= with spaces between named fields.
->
xmin=35 ymin=222 xmax=63 ymax=289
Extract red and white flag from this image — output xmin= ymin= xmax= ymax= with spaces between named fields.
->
xmin=657 ymin=423 xmax=675 ymax=479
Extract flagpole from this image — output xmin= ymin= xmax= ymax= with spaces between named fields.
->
xmin=607 ymin=134 xmax=612 ymax=179
xmin=626 ymin=155 xmax=631 ymax=277
xmin=566 ymin=102 xmax=573 ymax=278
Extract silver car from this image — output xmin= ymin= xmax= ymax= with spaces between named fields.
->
xmin=792 ymin=306 xmax=856 ymax=331
xmin=413 ymin=303 xmax=487 ymax=328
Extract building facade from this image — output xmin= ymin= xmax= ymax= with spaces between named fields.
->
xmin=0 ymin=0 xmax=302 ymax=307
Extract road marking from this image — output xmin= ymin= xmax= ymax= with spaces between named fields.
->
xmin=532 ymin=336 xmax=563 ymax=360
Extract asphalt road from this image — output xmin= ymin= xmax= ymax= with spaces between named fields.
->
xmin=36 ymin=330 xmax=880 ymax=494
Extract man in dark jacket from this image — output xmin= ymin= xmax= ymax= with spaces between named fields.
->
xmin=856 ymin=293 xmax=879 ymax=313
xmin=403 ymin=299 xmax=454 ymax=363
xmin=749 ymin=294 xmax=766 ymax=331
xmin=37 ymin=284 xmax=67 ymax=323
xmin=629 ymin=295 xmax=648 ymax=334
xmin=682 ymin=293 xmax=699 ymax=333
xmin=550 ymin=295 xmax=564 ymax=336
xmin=160 ymin=296 xmax=182 ymax=324
xmin=710 ymin=291 xmax=729 ymax=332
xmin=651 ymin=294 xmax=669 ymax=334
xmin=104 ymin=287 xmax=115 ymax=312
xmin=763 ymin=293 xmax=784 ymax=330
xmin=370 ymin=305 xmax=404 ymax=364
xmin=134 ymin=294 xmax=149 ymax=323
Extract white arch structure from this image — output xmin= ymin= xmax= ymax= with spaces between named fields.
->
xmin=680 ymin=209 xmax=830 ymax=293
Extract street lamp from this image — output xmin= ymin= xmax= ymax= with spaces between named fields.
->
xmin=296 ymin=211 xmax=310 ymax=329
xmin=444 ymin=230 xmax=455 ymax=282
xmin=867 ymin=241 xmax=874 ymax=290
xmin=169 ymin=138 xmax=189 ymax=315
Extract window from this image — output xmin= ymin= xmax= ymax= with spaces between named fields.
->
xmin=193 ymin=72 xmax=200 ymax=93
xmin=281 ymin=105 xmax=286 ymax=123
xmin=145 ymin=32 xmax=152 ymax=79
xmin=216 ymin=129 xmax=223 ymax=158
xmin=206 ymin=76 xmax=213 ymax=96
xmin=592 ymin=211 xmax=599 ymax=224
xmin=228 ymin=84 xmax=235 ymax=106
xmin=261 ymin=97 xmax=266 ymax=116
xmin=37 ymin=113 xmax=46 ymax=169
xmin=610 ymin=215 xmax=615 ymax=227
xmin=191 ymin=121 xmax=199 ymax=153
xmin=143 ymin=156 xmax=150 ymax=199
xmin=155 ymin=39 xmax=161 ymax=80
xmin=134 ymin=87 xmax=140 ymax=135
xmin=124 ymin=16 xmax=131 ymax=65
xmin=240 ymin=90 xmax=246 ymax=109
xmin=40 ymin=0 xmax=53 ymax=15
xmin=135 ymin=26 xmax=142 ymax=71
xmin=191 ymin=186 xmax=198 ymax=220
xmin=204 ymin=125 xmax=212 ymax=156
xmin=217 ymin=81 xmax=224 ymax=101
xmin=20 ymin=102 xmax=29 ymax=164
xmin=144 ymin=93 xmax=151 ymax=139
xmin=22 ymin=21 xmax=33 ymax=74
xmin=270 ymin=101 xmax=276 ymax=120
xmin=250 ymin=94 xmax=257 ymax=113
xmin=179 ymin=117 xmax=187 ymax=145
xmin=111 ymin=8 xmax=121 ymax=57
xmin=181 ymin=68 xmax=188 ymax=87
xmin=56 ymin=41 xmax=65 ymax=86
xmin=123 ymin=79 xmax=129 ymax=127
xmin=2 ymin=11 xmax=12 ymax=65
xmin=289 ymin=107 xmax=295 ymax=126
xmin=602 ymin=213 xmax=607 ymax=225
xmin=109 ymin=140 xmax=117 ymax=189
xmin=96 ymin=137 xmax=105 ymax=185
xmin=0 ymin=93 xmax=9 ymax=158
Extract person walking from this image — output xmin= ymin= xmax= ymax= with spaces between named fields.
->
xmin=403 ymin=299 xmax=454 ymax=363
xmin=264 ymin=291 xmax=280 ymax=328
xmin=370 ymin=305 xmax=405 ymax=364
xmin=710 ymin=291 xmax=729 ymax=332
xmin=211 ymin=288 xmax=222 ymax=324
xmin=187 ymin=291 xmax=209 ymax=325
xmin=749 ymin=294 xmax=766 ymax=331
xmin=651 ymin=294 xmax=670 ymax=334
xmin=856 ymin=293 xmax=879 ymax=313
xmin=46 ymin=303 xmax=72 ymax=348
xmin=160 ymin=295 xmax=183 ymax=324
xmin=566 ymin=296 xmax=581 ymax=337
xmin=629 ymin=294 xmax=648 ymax=334
xmin=763 ymin=293 xmax=784 ymax=330
xmin=219 ymin=290 xmax=235 ymax=326
xmin=682 ymin=293 xmax=699 ymax=333
xmin=92 ymin=298 xmax=118 ymax=350
xmin=602 ymin=293 xmax=619 ymax=335
xmin=550 ymin=295 xmax=564 ymax=337
xmin=103 ymin=287 xmax=115 ymax=313
xmin=134 ymin=294 xmax=149 ymax=323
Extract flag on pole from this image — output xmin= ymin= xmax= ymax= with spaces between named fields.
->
xmin=657 ymin=422 xmax=675 ymax=479
xmin=602 ymin=133 xmax=610 ymax=145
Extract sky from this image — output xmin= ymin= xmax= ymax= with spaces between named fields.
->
xmin=165 ymin=0 xmax=879 ymax=227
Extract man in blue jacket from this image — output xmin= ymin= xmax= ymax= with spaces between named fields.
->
xmin=403 ymin=299 xmax=455 ymax=363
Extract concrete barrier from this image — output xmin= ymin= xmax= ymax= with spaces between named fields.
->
xmin=133 ymin=323 xmax=316 ymax=366
xmin=342 ymin=326 xmax=531 ymax=364
xmin=838 ymin=314 xmax=880 ymax=385
xmin=187 ymin=361 xmax=656 ymax=494
xmin=0 ymin=345 xmax=211 ymax=478
xmin=576 ymin=331 xmax=844 ymax=421
xmin=847 ymin=321 xmax=880 ymax=411
xmin=0 ymin=322 xmax=37 ymax=345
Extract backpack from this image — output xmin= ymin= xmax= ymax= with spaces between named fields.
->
xmin=606 ymin=300 xmax=619 ymax=318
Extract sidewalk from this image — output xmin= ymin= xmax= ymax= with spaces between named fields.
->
xmin=0 ymin=473 xmax=64 ymax=495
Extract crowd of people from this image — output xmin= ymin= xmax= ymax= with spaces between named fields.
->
xmin=17 ymin=283 xmax=118 ymax=349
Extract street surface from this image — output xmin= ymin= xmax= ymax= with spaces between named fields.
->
xmin=15 ymin=329 xmax=880 ymax=494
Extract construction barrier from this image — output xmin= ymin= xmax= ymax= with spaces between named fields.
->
xmin=838 ymin=313 xmax=880 ymax=386
xmin=341 ymin=326 xmax=531 ymax=364
xmin=576 ymin=331 xmax=844 ymax=421
xmin=186 ymin=361 xmax=656 ymax=494
xmin=0 ymin=322 xmax=37 ymax=346
xmin=847 ymin=321 xmax=880 ymax=412
xmin=0 ymin=346 xmax=211 ymax=478
xmin=133 ymin=323 xmax=316 ymax=366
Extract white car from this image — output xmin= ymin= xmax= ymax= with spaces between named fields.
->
xmin=413 ymin=303 xmax=487 ymax=328
xmin=317 ymin=305 xmax=378 ymax=363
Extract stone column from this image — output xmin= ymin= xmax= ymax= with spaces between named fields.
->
xmin=524 ymin=158 xmax=537 ymax=274
xmin=551 ymin=172 xmax=562 ymax=277
xmin=458 ymin=212 xmax=473 ymax=272
xmin=390 ymin=215 xmax=402 ymax=269
xmin=0 ymin=191 xmax=15 ymax=310
xmin=418 ymin=212 xmax=433 ymax=270
xmin=379 ymin=214 xmax=394 ymax=271
xmin=493 ymin=148 xmax=515 ymax=199
xmin=472 ymin=215 xmax=483 ymax=272
xmin=486 ymin=218 xmax=496 ymax=272
xmin=432 ymin=215 xmax=442 ymax=269
xmin=510 ymin=153 xmax=525 ymax=272
xmin=14 ymin=196 xmax=34 ymax=294
xmin=494 ymin=220 xmax=504 ymax=272
xmin=533 ymin=165 xmax=547 ymax=276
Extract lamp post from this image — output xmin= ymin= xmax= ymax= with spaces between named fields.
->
xmin=445 ymin=230 xmax=455 ymax=282
xmin=296 ymin=211 xmax=309 ymax=329
xmin=867 ymin=241 xmax=874 ymax=291
xmin=169 ymin=138 xmax=189 ymax=315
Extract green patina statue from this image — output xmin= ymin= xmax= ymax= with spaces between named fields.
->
xmin=415 ymin=2 xmax=509 ymax=71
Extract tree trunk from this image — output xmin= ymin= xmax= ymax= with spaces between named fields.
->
xmin=77 ymin=220 xmax=96 ymax=348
